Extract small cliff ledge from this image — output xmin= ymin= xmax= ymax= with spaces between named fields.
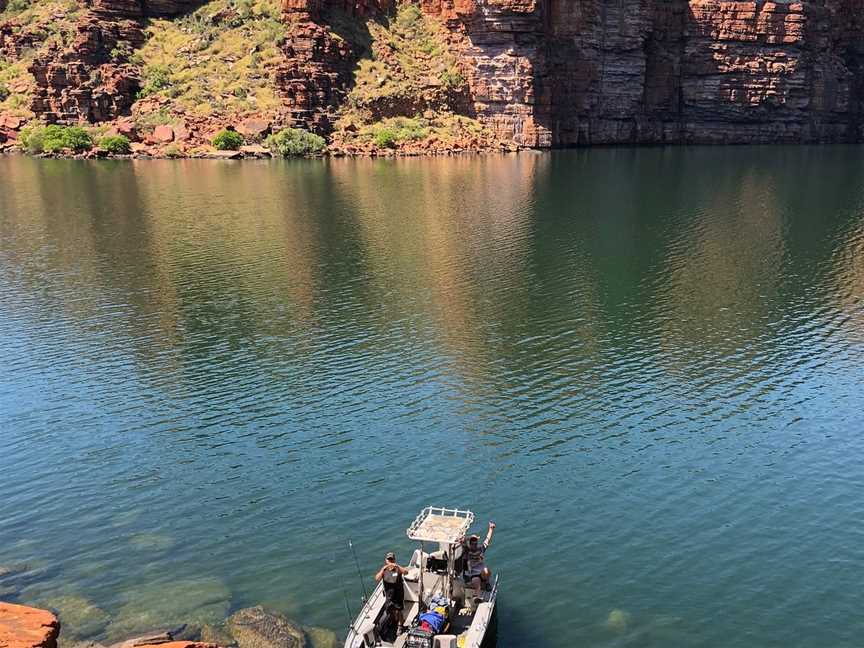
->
xmin=0 ymin=602 xmax=60 ymax=648
xmin=2 ymin=0 xmax=864 ymax=154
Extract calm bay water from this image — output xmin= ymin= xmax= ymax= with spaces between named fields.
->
xmin=1 ymin=148 xmax=863 ymax=647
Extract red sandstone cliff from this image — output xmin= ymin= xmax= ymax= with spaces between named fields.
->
xmin=3 ymin=0 xmax=864 ymax=150
xmin=406 ymin=0 xmax=864 ymax=146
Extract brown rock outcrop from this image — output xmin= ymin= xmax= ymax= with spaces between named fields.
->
xmin=276 ymin=0 xmax=371 ymax=134
xmin=0 ymin=602 xmax=60 ymax=648
xmin=24 ymin=0 xmax=205 ymax=124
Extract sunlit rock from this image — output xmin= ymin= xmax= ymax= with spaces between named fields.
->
xmin=605 ymin=608 xmax=631 ymax=633
xmin=227 ymin=606 xmax=306 ymax=648
xmin=0 ymin=601 xmax=60 ymax=648
xmin=106 ymin=578 xmax=230 ymax=642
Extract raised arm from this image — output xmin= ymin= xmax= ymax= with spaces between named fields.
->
xmin=485 ymin=521 xmax=496 ymax=546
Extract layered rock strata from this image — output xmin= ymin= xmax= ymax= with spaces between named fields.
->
xmin=4 ymin=0 xmax=864 ymax=147
xmin=278 ymin=0 xmax=864 ymax=146
xmin=27 ymin=0 xmax=201 ymax=123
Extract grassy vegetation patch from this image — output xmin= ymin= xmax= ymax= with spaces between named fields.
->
xmin=19 ymin=123 xmax=94 ymax=154
xmin=212 ymin=128 xmax=243 ymax=150
xmin=331 ymin=1 xmax=493 ymax=151
xmin=266 ymin=128 xmax=326 ymax=156
xmin=99 ymin=134 xmax=132 ymax=154
xmin=135 ymin=0 xmax=284 ymax=119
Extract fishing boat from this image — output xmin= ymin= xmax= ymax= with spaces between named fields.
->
xmin=344 ymin=506 xmax=498 ymax=648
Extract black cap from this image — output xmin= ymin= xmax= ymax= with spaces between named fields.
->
xmin=385 ymin=552 xmax=396 ymax=561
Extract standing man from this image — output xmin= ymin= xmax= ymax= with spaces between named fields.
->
xmin=375 ymin=551 xmax=408 ymax=632
xmin=463 ymin=521 xmax=496 ymax=600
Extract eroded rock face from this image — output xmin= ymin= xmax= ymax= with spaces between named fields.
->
xmin=0 ymin=602 xmax=60 ymax=648
xmin=23 ymin=0 xmax=205 ymax=124
xmin=416 ymin=0 xmax=864 ymax=146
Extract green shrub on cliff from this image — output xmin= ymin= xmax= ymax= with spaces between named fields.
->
xmin=19 ymin=124 xmax=93 ymax=154
xmin=373 ymin=128 xmax=397 ymax=149
xmin=3 ymin=0 xmax=32 ymax=14
xmin=99 ymin=135 xmax=132 ymax=155
xmin=212 ymin=129 xmax=244 ymax=150
xmin=266 ymin=128 xmax=326 ymax=157
xmin=138 ymin=64 xmax=172 ymax=99
xmin=58 ymin=126 xmax=94 ymax=152
xmin=0 ymin=84 xmax=9 ymax=102
xmin=371 ymin=117 xmax=428 ymax=149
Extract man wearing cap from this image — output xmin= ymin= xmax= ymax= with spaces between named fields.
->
xmin=375 ymin=552 xmax=408 ymax=632
xmin=462 ymin=521 xmax=496 ymax=600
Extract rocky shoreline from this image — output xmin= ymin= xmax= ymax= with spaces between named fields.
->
xmin=0 ymin=601 xmax=335 ymax=648
xmin=0 ymin=114 xmax=518 ymax=160
xmin=0 ymin=565 xmax=336 ymax=648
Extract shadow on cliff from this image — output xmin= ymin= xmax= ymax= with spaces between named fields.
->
xmin=532 ymin=0 xmax=864 ymax=146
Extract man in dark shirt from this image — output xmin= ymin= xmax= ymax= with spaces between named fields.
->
xmin=375 ymin=551 xmax=408 ymax=632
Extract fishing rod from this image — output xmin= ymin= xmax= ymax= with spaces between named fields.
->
xmin=348 ymin=538 xmax=369 ymax=602
xmin=342 ymin=586 xmax=354 ymax=629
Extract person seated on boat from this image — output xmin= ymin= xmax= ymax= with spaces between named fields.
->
xmin=375 ymin=551 xmax=408 ymax=632
xmin=462 ymin=521 xmax=495 ymax=598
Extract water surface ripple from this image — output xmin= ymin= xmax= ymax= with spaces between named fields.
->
xmin=1 ymin=149 xmax=863 ymax=648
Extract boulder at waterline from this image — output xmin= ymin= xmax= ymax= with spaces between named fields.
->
xmin=304 ymin=626 xmax=336 ymax=648
xmin=105 ymin=578 xmax=230 ymax=641
xmin=40 ymin=595 xmax=110 ymax=639
xmin=226 ymin=607 xmax=306 ymax=648
xmin=0 ymin=601 xmax=61 ymax=648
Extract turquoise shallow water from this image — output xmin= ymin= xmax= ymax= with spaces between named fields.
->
xmin=0 ymin=148 xmax=863 ymax=647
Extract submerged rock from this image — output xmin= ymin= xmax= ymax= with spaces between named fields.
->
xmin=304 ymin=627 xmax=336 ymax=648
xmin=128 ymin=534 xmax=176 ymax=552
xmin=109 ymin=630 xmax=173 ymax=648
xmin=0 ymin=563 xmax=52 ymax=590
xmin=40 ymin=596 xmax=110 ymax=639
xmin=0 ymin=601 xmax=61 ymax=648
xmin=60 ymin=641 xmax=108 ymax=648
xmin=605 ymin=608 xmax=631 ymax=633
xmin=199 ymin=624 xmax=234 ymax=647
xmin=129 ymin=643 xmax=218 ymax=648
xmin=226 ymin=607 xmax=306 ymax=648
xmin=106 ymin=578 xmax=230 ymax=642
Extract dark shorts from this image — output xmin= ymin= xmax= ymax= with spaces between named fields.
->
xmin=384 ymin=583 xmax=404 ymax=610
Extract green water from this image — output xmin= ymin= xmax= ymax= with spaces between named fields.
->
xmin=0 ymin=149 xmax=862 ymax=647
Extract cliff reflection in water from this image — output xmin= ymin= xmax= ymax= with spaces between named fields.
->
xmin=1 ymin=149 xmax=863 ymax=648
